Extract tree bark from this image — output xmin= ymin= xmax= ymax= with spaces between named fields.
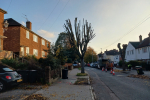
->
xmin=81 ymin=58 xmax=85 ymax=73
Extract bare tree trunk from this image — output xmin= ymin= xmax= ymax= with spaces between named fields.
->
xmin=81 ymin=58 xmax=85 ymax=73
xmin=122 ymin=61 xmax=126 ymax=71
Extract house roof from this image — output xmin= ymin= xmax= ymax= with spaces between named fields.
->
xmin=105 ymin=50 xmax=119 ymax=55
xmin=4 ymin=18 xmax=51 ymax=43
xmin=0 ymin=8 xmax=7 ymax=14
xmin=137 ymin=37 xmax=149 ymax=48
xmin=129 ymin=42 xmax=140 ymax=48
xmin=98 ymin=53 xmax=103 ymax=57
xmin=4 ymin=18 xmax=21 ymax=26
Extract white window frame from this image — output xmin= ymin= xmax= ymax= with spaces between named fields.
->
xmin=33 ymin=35 xmax=38 ymax=42
xmin=42 ymin=39 xmax=45 ymax=46
xmin=42 ymin=51 xmax=45 ymax=57
xmin=142 ymin=47 xmax=147 ymax=53
xmin=26 ymin=31 xmax=29 ymax=39
xmin=33 ymin=49 xmax=38 ymax=56
xmin=47 ymin=42 xmax=49 ymax=48
xmin=26 ymin=47 xmax=29 ymax=55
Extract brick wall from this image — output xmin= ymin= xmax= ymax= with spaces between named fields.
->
xmin=0 ymin=50 xmax=13 ymax=60
xmin=20 ymin=27 xmax=50 ymax=59
xmin=0 ymin=12 xmax=4 ymax=50
xmin=3 ymin=26 xmax=20 ymax=52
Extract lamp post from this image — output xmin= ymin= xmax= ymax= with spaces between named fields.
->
xmin=92 ymin=50 xmax=93 ymax=63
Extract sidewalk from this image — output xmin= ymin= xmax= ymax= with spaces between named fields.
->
xmin=33 ymin=68 xmax=93 ymax=100
xmin=115 ymin=67 xmax=150 ymax=77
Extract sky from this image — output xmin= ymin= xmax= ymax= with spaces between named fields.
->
xmin=1 ymin=0 xmax=150 ymax=54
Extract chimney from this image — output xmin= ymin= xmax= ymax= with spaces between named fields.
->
xmin=26 ymin=21 xmax=32 ymax=30
xmin=148 ymin=33 xmax=150 ymax=45
xmin=139 ymin=35 xmax=142 ymax=43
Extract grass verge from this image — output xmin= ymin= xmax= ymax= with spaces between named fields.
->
xmin=76 ymin=73 xmax=88 ymax=76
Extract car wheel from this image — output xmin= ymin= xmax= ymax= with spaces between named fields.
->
xmin=0 ymin=81 xmax=5 ymax=92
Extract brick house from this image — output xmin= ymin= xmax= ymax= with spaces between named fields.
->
xmin=3 ymin=18 xmax=51 ymax=59
xmin=0 ymin=8 xmax=7 ymax=50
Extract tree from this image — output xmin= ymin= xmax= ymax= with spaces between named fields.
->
xmin=64 ymin=18 xmax=96 ymax=73
xmin=55 ymin=32 xmax=79 ymax=63
xmin=117 ymin=43 xmax=127 ymax=71
xmin=84 ymin=46 xmax=97 ymax=63
xmin=55 ymin=32 xmax=71 ymax=49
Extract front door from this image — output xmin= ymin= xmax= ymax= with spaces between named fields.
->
xmin=21 ymin=47 xmax=24 ymax=56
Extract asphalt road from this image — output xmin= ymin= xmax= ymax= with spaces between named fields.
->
xmin=85 ymin=66 xmax=150 ymax=100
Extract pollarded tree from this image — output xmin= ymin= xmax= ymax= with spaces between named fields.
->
xmin=64 ymin=18 xmax=96 ymax=73
xmin=117 ymin=43 xmax=127 ymax=71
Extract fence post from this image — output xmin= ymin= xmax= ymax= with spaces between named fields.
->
xmin=45 ymin=66 xmax=51 ymax=84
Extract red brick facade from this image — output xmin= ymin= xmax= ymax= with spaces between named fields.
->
xmin=0 ymin=8 xmax=7 ymax=50
xmin=3 ymin=19 xmax=51 ymax=59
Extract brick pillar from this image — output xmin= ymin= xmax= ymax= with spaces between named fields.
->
xmin=45 ymin=66 xmax=51 ymax=84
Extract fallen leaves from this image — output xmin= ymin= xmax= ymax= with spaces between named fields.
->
xmin=74 ymin=78 xmax=88 ymax=85
xmin=24 ymin=94 xmax=47 ymax=100
xmin=127 ymin=74 xmax=150 ymax=79
xmin=114 ymin=69 xmax=123 ymax=72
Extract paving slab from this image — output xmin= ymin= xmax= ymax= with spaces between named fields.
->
xmin=33 ymin=68 xmax=93 ymax=100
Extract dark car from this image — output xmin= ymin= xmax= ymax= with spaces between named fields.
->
xmin=0 ymin=64 xmax=22 ymax=92
xmin=91 ymin=63 xmax=98 ymax=68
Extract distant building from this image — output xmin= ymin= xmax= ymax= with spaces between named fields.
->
xmin=3 ymin=18 xmax=50 ymax=59
xmin=103 ymin=49 xmax=120 ymax=64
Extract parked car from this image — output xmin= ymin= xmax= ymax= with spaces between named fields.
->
xmin=87 ymin=63 xmax=90 ymax=67
xmin=90 ymin=63 xmax=94 ymax=67
xmin=0 ymin=64 xmax=22 ymax=92
xmin=91 ymin=63 xmax=98 ymax=68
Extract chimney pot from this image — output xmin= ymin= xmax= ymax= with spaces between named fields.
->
xmin=139 ymin=35 xmax=142 ymax=43
xmin=26 ymin=21 xmax=32 ymax=30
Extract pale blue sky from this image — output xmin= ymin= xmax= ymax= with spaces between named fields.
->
xmin=1 ymin=0 xmax=150 ymax=54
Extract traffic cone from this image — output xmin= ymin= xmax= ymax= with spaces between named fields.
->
xmin=110 ymin=68 xmax=112 ymax=74
xmin=105 ymin=68 xmax=107 ymax=72
xmin=113 ymin=69 xmax=115 ymax=75
xmin=102 ymin=67 xmax=104 ymax=71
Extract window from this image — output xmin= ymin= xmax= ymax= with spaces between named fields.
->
xmin=47 ymin=42 xmax=49 ymax=48
xmin=33 ymin=49 xmax=38 ymax=56
xmin=42 ymin=51 xmax=45 ymax=57
xmin=33 ymin=35 xmax=38 ymax=42
xmin=42 ymin=39 xmax=45 ymax=45
xmin=26 ymin=47 xmax=29 ymax=55
xmin=132 ymin=50 xmax=134 ymax=55
xmin=138 ymin=49 xmax=140 ymax=54
xmin=142 ymin=47 xmax=147 ymax=53
xmin=26 ymin=31 xmax=29 ymax=39
xmin=127 ymin=51 xmax=129 ymax=55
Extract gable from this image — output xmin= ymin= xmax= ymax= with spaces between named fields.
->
xmin=126 ymin=42 xmax=136 ymax=51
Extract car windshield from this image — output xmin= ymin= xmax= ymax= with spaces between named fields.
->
xmin=3 ymin=68 xmax=13 ymax=71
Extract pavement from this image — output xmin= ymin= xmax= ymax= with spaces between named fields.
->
xmin=32 ymin=68 xmax=93 ymax=100
xmin=115 ymin=67 xmax=150 ymax=77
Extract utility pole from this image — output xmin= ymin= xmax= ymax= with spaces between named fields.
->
xmin=92 ymin=50 xmax=93 ymax=63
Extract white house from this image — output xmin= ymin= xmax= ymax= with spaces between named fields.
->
xmin=125 ymin=33 xmax=150 ymax=62
xmin=125 ymin=42 xmax=140 ymax=62
xmin=103 ymin=49 xmax=120 ymax=64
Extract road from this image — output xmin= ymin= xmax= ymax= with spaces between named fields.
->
xmin=85 ymin=66 xmax=150 ymax=100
